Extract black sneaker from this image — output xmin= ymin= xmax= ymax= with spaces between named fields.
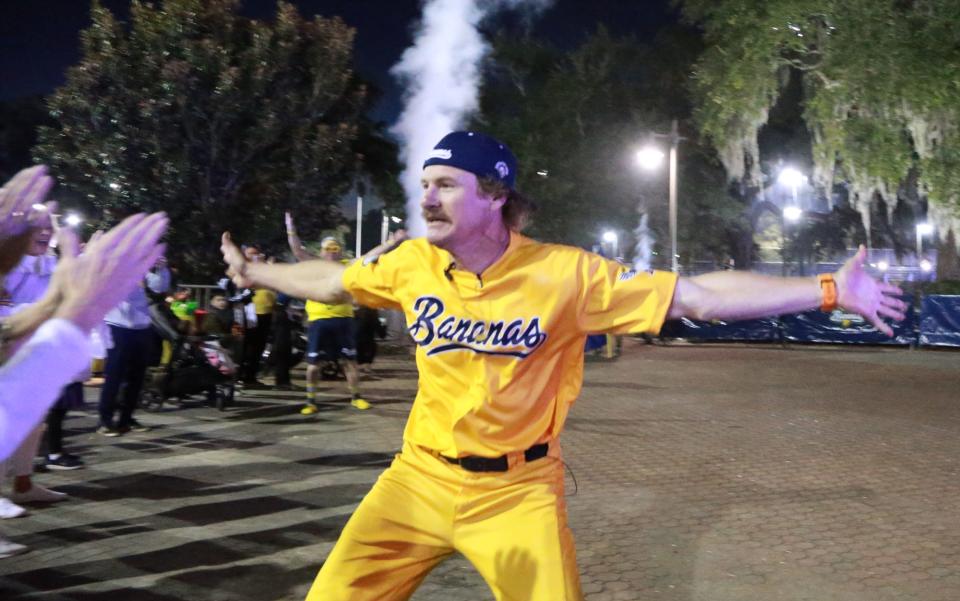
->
xmin=119 ymin=420 xmax=151 ymax=434
xmin=46 ymin=454 xmax=84 ymax=471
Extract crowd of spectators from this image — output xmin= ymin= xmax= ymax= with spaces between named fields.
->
xmin=0 ymin=166 xmax=390 ymax=559
xmin=0 ymin=165 xmax=167 ymax=558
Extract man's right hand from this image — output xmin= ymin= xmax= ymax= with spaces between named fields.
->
xmin=221 ymin=232 xmax=254 ymax=288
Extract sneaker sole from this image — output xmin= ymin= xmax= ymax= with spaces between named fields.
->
xmin=46 ymin=464 xmax=84 ymax=471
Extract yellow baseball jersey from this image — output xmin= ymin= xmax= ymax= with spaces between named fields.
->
xmin=306 ymin=258 xmax=354 ymax=320
xmin=342 ymin=232 xmax=678 ymax=458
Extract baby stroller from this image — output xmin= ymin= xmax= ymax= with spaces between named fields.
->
xmin=141 ymin=300 xmax=237 ymax=412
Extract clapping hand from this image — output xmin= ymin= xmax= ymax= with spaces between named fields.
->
xmin=0 ymin=166 xmax=55 ymax=239
xmin=53 ymin=213 xmax=169 ymax=331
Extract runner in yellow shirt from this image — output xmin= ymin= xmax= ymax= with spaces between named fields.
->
xmin=221 ymin=131 xmax=906 ymax=600
xmin=285 ymin=220 xmax=369 ymax=412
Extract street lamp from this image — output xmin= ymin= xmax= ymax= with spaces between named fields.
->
xmin=777 ymin=166 xmax=806 ymax=213
xmin=783 ymin=206 xmax=803 ymax=222
xmin=916 ymin=222 xmax=934 ymax=259
xmin=636 ymin=147 xmax=665 ymax=170
xmin=635 ymin=120 xmax=683 ymax=272
xmin=780 ymin=206 xmax=803 ymax=276
xmin=380 ymin=213 xmax=404 ymax=244
xmin=777 ymin=167 xmax=806 ymax=276
xmin=602 ymin=230 xmax=619 ymax=259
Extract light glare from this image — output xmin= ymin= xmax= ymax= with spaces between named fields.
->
xmin=778 ymin=167 xmax=805 ymax=188
xmin=783 ymin=206 xmax=803 ymax=222
xmin=636 ymin=146 xmax=665 ymax=170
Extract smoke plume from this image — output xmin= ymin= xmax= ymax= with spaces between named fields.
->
xmin=391 ymin=0 xmax=552 ymax=236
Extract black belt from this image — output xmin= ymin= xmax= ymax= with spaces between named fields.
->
xmin=441 ymin=443 xmax=549 ymax=473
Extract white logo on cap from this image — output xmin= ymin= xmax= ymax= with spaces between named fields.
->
xmin=495 ymin=161 xmax=509 ymax=178
xmin=429 ymin=149 xmax=452 ymax=160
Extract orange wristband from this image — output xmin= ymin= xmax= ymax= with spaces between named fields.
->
xmin=818 ymin=273 xmax=838 ymax=311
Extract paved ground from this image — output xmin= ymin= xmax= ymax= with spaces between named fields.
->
xmin=2 ymin=339 xmax=959 ymax=601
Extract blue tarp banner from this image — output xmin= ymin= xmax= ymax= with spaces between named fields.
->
xmin=660 ymin=317 xmax=780 ymax=342
xmin=780 ymin=295 xmax=916 ymax=345
xmin=919 ymin=295 xmax=960 ymax=348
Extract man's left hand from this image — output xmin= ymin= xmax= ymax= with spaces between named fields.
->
xmin=834 ymin=245 xmax=908 ymax=336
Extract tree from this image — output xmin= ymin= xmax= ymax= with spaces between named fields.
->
xmin=34 ymin=0 xmax=364 ymax=279
xmin=474 ymin=27 xmax=747 ymax=269
xmin=678 ymin=0 xmax=960 ymax=278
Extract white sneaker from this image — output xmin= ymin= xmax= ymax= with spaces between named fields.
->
xmin=0 ymin=537 xmax=28 ymax=559
xmin=9 ymin=485 xmax=67 ymax=504
xmin=0 ymin=498 xmax=27 ymax=519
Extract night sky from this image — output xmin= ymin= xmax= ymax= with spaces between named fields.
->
xmin=0 ymin=0 xmax=677 ymax=121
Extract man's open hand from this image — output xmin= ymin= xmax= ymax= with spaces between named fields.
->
xmin=834 ymin=245 xmax=908 ymax=336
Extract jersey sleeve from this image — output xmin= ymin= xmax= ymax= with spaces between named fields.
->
xmin=341 ymin=243 xmax=406 ymax=310
xmin=575 ymin=252 xmax=678 ymax=335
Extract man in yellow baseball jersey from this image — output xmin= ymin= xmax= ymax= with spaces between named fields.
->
xmin=285 ymin=218 xmax=369 ymax=412
xmin=221 ymin=131 xmax=906 ymax=600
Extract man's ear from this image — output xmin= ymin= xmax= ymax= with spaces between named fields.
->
xmin=488 ymin=194 xmax=507 ymax=212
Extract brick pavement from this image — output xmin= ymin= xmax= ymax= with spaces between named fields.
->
xmin=1 ymin=340 xmax=959 ymax=601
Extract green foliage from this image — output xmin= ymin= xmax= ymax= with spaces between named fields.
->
xmin=679 ymin=0 xmax=960 ymax=217
xmin=474 ymin=27 xmax=746 ymax=267
xmin=34 ymin=0 xmax=365 ymax=279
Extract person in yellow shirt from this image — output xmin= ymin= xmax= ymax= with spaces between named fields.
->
xmin=221 ymin=131 xmax=906 ymax=600
xmin=285 ymin=219 xmax=369 ymax=412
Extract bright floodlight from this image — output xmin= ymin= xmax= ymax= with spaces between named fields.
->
xmin=636 ymin=146 xmax=665 ymax=170
xmin=877 ymin=260 xmax=889 ymax=271
xmin=783 ymin=206 xmax=803 ymax=222
xmin=602 ymin=231 xmax=618 ymax=243
xmin=64 ymin=214 xmax=83 ymax=227
xmin=916 ymin=222 xmax=934 ymax=236
xmin=778 ymin=167 xmax=805 ymax=188
xmin=920 ymin=259 xmax=933 ymax=272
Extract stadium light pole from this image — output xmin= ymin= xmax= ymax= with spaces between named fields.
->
xmin=916 ymin=222 xmax=934 ymax=259
xmin=602 ymin=230 xmax=619 ymax=259
xmin=636 ymin=119 xmax=683 ymax=273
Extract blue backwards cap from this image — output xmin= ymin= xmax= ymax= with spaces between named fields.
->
xmin=422 ymin=131 xmax=517 ymax=189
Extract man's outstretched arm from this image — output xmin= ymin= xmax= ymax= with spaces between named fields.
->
xmin=667 ymin=246 xmax=907 ymax=336
xmin=222 ymin=233 xmax=347 ymax=303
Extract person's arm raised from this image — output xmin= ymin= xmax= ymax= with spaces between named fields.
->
xmin=285 ymin=211 xmax=319 ymax=262
xmin=667 ymin=246 xmax=907 ymax=336
xmin=222 ymin=232 xmax=347 ymax=303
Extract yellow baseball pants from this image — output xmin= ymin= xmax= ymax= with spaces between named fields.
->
xmin=306 ymin=441 xmax=583 ymax=601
